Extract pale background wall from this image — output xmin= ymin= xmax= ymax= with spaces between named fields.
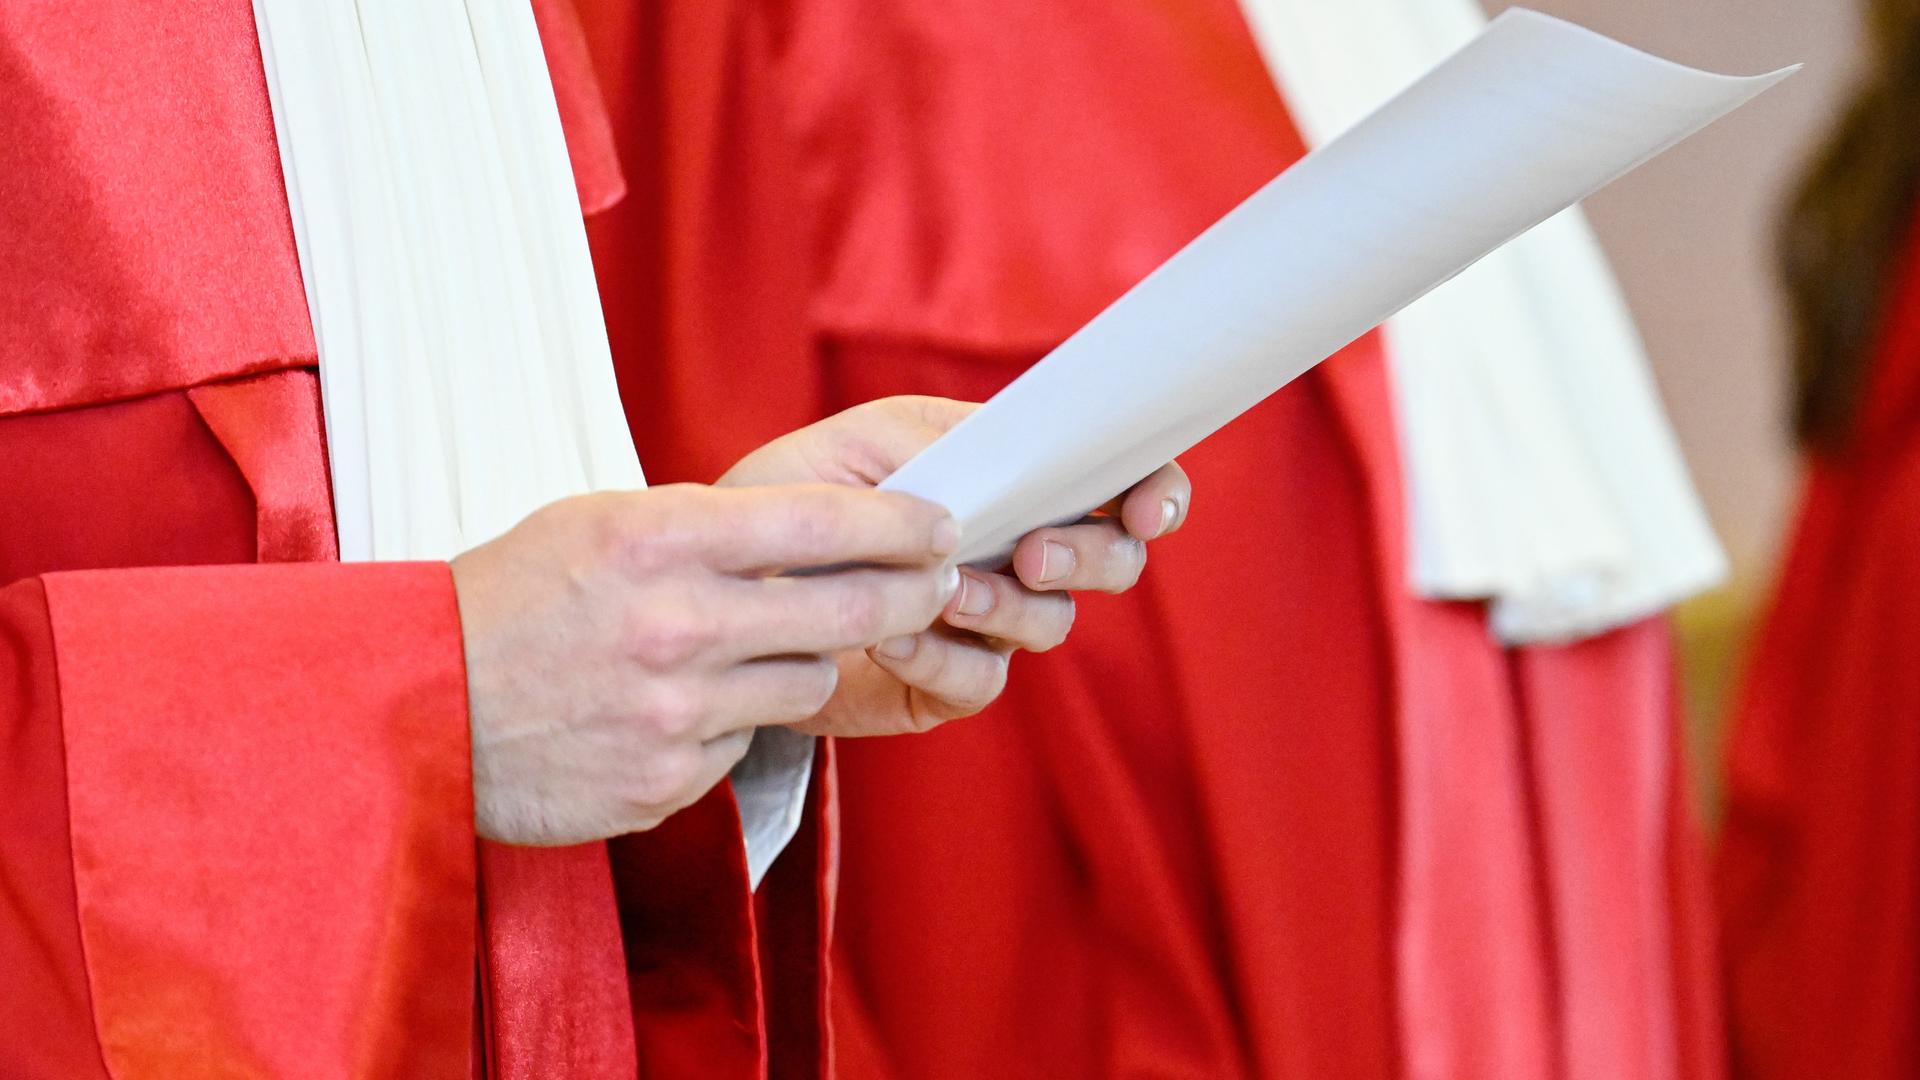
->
xmin=1480 ymin=0 xmax=1864 ymax=579
xmin=1477 ymin=0 xmax=1867 ymax=804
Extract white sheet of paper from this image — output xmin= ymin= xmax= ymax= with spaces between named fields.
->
xmin=877 ymin=9 xmax=1796 ymax=566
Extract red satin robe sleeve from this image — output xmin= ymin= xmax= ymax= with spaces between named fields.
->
xmin=3 ymin=2 xmax=486 ymax=1064
xmin=0 ymin=378 xmax=478 ymax=1079
xmin=0 ymin=563 xmax=477 ymax=1079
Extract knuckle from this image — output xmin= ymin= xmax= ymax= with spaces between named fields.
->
xmin=830 ymin=584 xmax=885 ymax=643
xmin=1105 ymin=536 xmax=1148 ymax=592
xmin=906 ymin=649 xmax=1005 ymax=732
xmin=778 ymin=497 xmax=838 ymax=555
xmin=801 ymin=660 xmax=841 ymax=715
xmin=960 ymin=649 xmax=1009 ymax=705
xmin=595 ymin=509 xmax=663 ymax=574
xmin=1056 ymin=597 xmax=1079 ymax=645
xmin=609 ymin=486 xmax=709 ymax=572
xmin=912 ymin=633 xmax=954 ymax=687
xmin=624 ymin=809 xmax=670 ymax=834
xmin=627 ymin=747 xmax=704 ymax=815
xmin=981 ymin=652 xmax=1012 ymax=703
xmin=898 ymin=684 xmax=952 ymax=735
xmin=922 ymin=569 xmax=956 ymax=619
xmin=709 ymin=729 xmax=754 ymax=770
xmin=947 ymin=655 xmax=1010 ymax=717
xmin=627 ymin=606 xmax=716 ymax=671
xmin=637 ymin=681 xmax=705 ymax=740
xmin=1033 ymin=597 xmax=1077 ymax=652
xmin=903 ymin=707 xmax=946 ymax=736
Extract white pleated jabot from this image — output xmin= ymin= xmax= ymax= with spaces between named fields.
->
xmin=1238 ymin=0 xmax=1729 ymax=643
xmin=251 ymin=0 xmax=808 ymax=886
xmin=252 ymin=0 xmax=644 ymax=561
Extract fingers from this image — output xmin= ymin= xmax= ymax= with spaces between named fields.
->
xmin=707 ymin=657 xmax=842 ymax=732
xmin=670 ymin=729 xmax=756 ymax=818
xmin=941 ymin=568 xmax=1076 ymax=652
xmin=656 ymin=484 xmax=959 ymax=573
xmin=1010 ymin=519 xmax=1147 ymax=594
xmin=1109 ymin=461 xmax=1191 ymax=540
xmin=866 ymin=628 xmax=1013 ymax=722
xmin=716 ymin=397 xmax=982 ymax=488
xmin=699 ymin=730 xmax=756 ymax=779
xmin=617 ymin=657 xmax=837 ymax=746
xmin=603 ymin=727 xmax=754 ymax=835
xmin=1003 ymin=460 xmax=1181 ymax=594
xmin=827 ymin=397 xmax=983 ymax=482
xmin=884 ymin=395 xmax=980 ymax=434
xmin=719 ymin=565 xmax=962 ymax=659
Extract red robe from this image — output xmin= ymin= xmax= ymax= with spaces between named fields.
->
xmin=1717 ymin=212 xmax=1920 ymax=1080
xmin=586 ymin=0 xmax=1726 ymax=1076
xmin=0 ymin=3 xmax=829 ymax=1076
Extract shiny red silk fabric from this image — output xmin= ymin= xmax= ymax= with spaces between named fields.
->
xmin=0 ymin=384 xmax=478 ymax=1079
xmin=1718 ymin=211 xmax=1920 ymax=1080
xmin=581 ymin=0 xmax=1725 ymax=1076
xmin=0 ymin=1 xmax=315 ymax=418
xmin=1 ymin=3 xmax=830 ymax=1077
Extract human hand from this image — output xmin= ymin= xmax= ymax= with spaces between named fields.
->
xmin=450 ymin=483 xmax=959 ymax=845
xmin=720 ymin=396 xmax=1190 ymax=737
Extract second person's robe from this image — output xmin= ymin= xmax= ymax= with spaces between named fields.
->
xmin=573 ymin=0 xmax=1726 ymax=1076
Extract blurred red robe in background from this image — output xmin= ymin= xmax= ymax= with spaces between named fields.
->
xmin=1717 ymin=212 xmax=1920 ymax=1080
xmin=576 ymin=0 xmax=1725 ymax=1077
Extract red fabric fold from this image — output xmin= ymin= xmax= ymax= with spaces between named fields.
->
xmin=45 ymin=563 xmax=477 ymax=1078
xmin=477 ymin=843 xmax=637 ymax=1080
xmin=609 ymin=788 xmax=767 ymax=1078
xmin=757 ymin=737 xmax=838 ymax=1080
xmin=1514 ymin=623 xmax=1713 ymax=1080
xmin=188 ymin=371 xmax=339 ymax=564
xmin=0 ymin=579 xmax=112 ymax=1080
xmin=1320 ymin=349 xmax=1562 ymax=1080
xmin=533 ymin=0 xmax=629 ymax=217
xmin=0 ymin=0 xmax=314 ymax=418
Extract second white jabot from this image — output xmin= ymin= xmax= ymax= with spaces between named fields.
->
xmin=1237 ymin=0 xmax=1729 ymax=643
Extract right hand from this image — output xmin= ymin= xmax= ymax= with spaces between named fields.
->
xmin=450 ymin=483 xmax=959 ymax=846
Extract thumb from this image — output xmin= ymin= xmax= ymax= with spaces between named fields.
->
xmin=844 ymin=396 xmax=981 ymax=481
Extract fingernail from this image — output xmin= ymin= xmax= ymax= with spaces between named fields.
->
xmin=1157 ymin=497 xmax=1180 ymax=537
xmin=941 ymin=565 xmax=962 ymax=600
xmin=1038 ymin=540 xmax=1075 ymax=584
xmin=876 ymin=634 xmax=918 ymax=659
xmin=953 ymin=571 xmax=994 ymax=616
xmin=932 ymin=516 xmax=960 ymax=556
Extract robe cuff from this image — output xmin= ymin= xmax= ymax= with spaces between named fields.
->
xmin=40 ymin=562 xmax=476 ymax=1077
xmin=730 ymin=726 xmax=816 ymax=889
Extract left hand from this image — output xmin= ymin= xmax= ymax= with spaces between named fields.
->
xmin=719 ymin=396 xmax=1190 ymax=736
